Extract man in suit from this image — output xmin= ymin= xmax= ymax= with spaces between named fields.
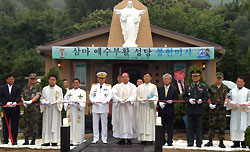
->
xmin=157 ymin=73 xmax=178 ymax=146
xmin=0 ymin=74 xmax=21 ymax=145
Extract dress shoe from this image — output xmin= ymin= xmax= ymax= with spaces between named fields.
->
xmin=126 ymin=139 xmax=132 ymax=145
xmin=41 ymin=143 xmax=50 ymax=146
xmin=196 ymin=145 xmax=201 ymax=148
xmin=167 ymin=142 xmax=173 ymax=146
xmin=51 ymin=143 xmax=58 ymax=146
xmin=92 ymin=140 xmax=98 ymax=144
xmin=241 ymin=141 xmax=246 ymax=148
xmin=147 ymin=141 xmax=153 ymax=145
xmin=12 ymin=142 xmax=18 ymax=145
xmin=3 ymin=141 xmax=8 ymax=144
xmin=187 ymin=144 xmax=193 ymax=147
xmin=140 ymin=141 xmax=147 ymax=145
xmin=117 ymin=139 xmax=126 ymax=145
xmin=23 ymin=136 xmax=29 ymax=145
xmin=30 ymin=137 xmax=36 ymax=145
xmin=103 ymin=140 xmax=107 ymax=144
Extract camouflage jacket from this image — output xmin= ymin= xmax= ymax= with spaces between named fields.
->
xmin=210 ymin=83 xmax=229 ymax=106
xmin=21 ymin=84 xmax=41 ymax=103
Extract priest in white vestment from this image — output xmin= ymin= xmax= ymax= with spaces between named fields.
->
xmin=137 ymin=72 xmax=158 ymax=145
xmin=64 ymin=78 xmax=86 ymax=146
xmin=225 ymin=77 xmax=250 ymax=148
xmin=40 ymin=75 xmax=63 ymax=146
xmin=89 ymin=72 xmax=112 ymax=144
xmin=112 ymin=73 xmax=137 ymax=145
xmin=111 ymin=76 xmax=122 ymax=135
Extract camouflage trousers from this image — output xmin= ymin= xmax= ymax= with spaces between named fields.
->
xmin=23 ymin=105 xmax=39 ymax=137
xmin=208 ymin=107 xmax=227 ymax=140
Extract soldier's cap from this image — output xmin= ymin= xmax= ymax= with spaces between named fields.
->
xmin=29 ymin=73 xmax=37 ymax=79
xmin=97 ymin=72 xmax=107 ymax=78
xmin=191 ymin=70 xmax=201 ymax=76
xmin=216 ymin=72 xmax=224 ymax=78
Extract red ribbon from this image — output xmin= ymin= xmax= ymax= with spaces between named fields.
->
xmin=2 ymin=108 xmax=14 ymax=144
xmin=1 ymin=100 xmax=249 ymax=106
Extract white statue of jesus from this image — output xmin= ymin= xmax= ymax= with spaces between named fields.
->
xmin=114 ymin=1 xmax=146 ymax=47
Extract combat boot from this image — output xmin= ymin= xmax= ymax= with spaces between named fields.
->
xmin=241 ymin=141 xmax=246 ymax=148
xmin=23 ymin=136 xmax=29 ymax=145
xmin=205 ymin=138 xmax=213 ymax=147
xmin=219 ymin=140 xmax=226 ymax=148
xmin=231 ymin=141 xmax=240 ymax=148
xmin=30 ymin=136 xmax=36 ymax=145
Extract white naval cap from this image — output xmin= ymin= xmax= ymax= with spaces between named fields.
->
xmin=96 ymin=72 xmax=107 ymax=78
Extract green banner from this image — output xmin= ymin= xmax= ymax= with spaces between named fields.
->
xmin=52 ymin=46 xmax=214 ymax=60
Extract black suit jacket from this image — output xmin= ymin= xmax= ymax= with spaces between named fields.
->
xmin=0 ymin=84 xmax=21 ymax=106
xmin=157 ymin=85 xmax=179 ymax=117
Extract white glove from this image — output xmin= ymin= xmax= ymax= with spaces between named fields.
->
xmin=197 ymin=99 xmax=202 ymax=104
xmin=167 ymin=100 xmax=173 ymax=104
xmin=7 ymin=102 xmax=13 ymax=107
xmin=209 ymin=103 xmax=216 ymax=109
xmin=24 ymin=100 xmax=32 ymax=105
xmin=11 ymin=102 xmax=17 ymax=107
xmin=159 ymin=102 xmax=166 ymax=109
xmin=139 ymin=98 xmax=146 ymax=103
xmin=23 ymin=103 xmax=27 ymax=108
xmin=42 ymin=100 xmax=50 ymax=105
xmin=189 ymin=98 xmax=195 ymax=105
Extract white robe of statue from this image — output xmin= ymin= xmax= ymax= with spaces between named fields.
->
xmin=40 ymin=85 xmax=63 ymax=144
xmin=112 ymin=82 xmax=138 ymax=139
xmin=64 ymin=88 xmax=86 ymax=145
xmin=114 ymin=1 xmax=146 ymax=47
xmin=226 ymin=87 xmax=250 ymax=141
xmin=137 ymin=82 xmax=158 ymax=141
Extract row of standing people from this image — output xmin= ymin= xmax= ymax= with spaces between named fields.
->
xmin=0 ymin=70 xmax=249 ymax=148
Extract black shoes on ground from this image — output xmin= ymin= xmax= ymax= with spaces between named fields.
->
xmin=205 ymin=138 xmax=225 ymax=148
xmin=140 ymin=141 xmax=153 ymax=145
xmin=117 ymin=139 xmax=132 ymax=145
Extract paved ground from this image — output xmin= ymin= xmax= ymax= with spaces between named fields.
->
xmin=0 ymin=133 xmax=249 ymax=152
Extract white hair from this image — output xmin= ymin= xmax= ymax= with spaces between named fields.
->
xmin=162 ymin=73 xmax=172 ymax=80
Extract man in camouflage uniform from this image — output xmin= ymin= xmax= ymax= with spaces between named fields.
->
xmin=183 ymin=70 xmax=210 ymax=147
xmin=205 ymin=72 xmax=229 ymax=148
xmin=21 ymin=73 xmax=41 ymax=145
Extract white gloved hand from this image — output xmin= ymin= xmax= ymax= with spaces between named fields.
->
xmin=139 ymin=98 xmax=146 ymax=103
xmin=7 ymin=102 xmax=13 ymax=107
xmin=24 ymin=100 xmax=32 ymax=105
xmin=167 ymin=100 xmax=173 ymax=104
xmin=189 ymin=98 xmax=195 ymax=105
xmin=23 ymin=103 xmax=27 ymax=108
xmin=11 ymin=102 xmax=17 ymax=107
xmin=209 ymin=103 xmax=216 ymax=109
xmin=42 ymin=100 xmax=50 ymax=105
xmin=159 ymin=102 xmax=166 ymax=109
xmin=197 ymin=99 xmax=202 ymax=104
xmin=223 ymin=101 xmax=228 ymax=107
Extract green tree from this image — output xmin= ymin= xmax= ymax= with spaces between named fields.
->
xmin=74 ymin=9 xmax=113 ymax=31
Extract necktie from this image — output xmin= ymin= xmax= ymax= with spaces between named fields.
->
xmin=165 ymin=87 xmax=168 ymax=97
xmin=100 ymin=85 xmax=102 ymax=89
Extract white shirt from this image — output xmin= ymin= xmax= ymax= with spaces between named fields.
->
xmin=7 ymin=84 xmax=12 ymax=94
